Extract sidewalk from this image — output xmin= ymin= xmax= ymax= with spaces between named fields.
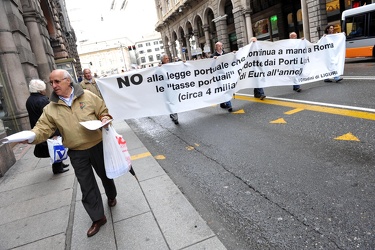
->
xmin=0 ymin=120 xmax=227 ymax=250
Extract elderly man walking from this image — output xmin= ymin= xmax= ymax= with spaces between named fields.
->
xmin=28 ymin=69 xmax=117 ymax=237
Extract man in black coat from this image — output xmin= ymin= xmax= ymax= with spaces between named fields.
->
xmin=211 ymin=41 xmax=233 ymax=112
xmin=25 ymin=79 xmax=69 ymax=174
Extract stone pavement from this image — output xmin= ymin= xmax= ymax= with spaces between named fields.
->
xmin=0 ymin=119 xmax=227 ymax=250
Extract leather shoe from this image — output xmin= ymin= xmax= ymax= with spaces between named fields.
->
xmin=108 ymin=198 xmax=117 ymax=207
xmin=62 ymin=163 xmax=69 ymax=168
xmin=87 ymin=216 xmax=107 ymax=237
xmin=53 ymin=168 xmax=69 ymax=174
xmin=335 ymin=78 xmax=343 ymax=83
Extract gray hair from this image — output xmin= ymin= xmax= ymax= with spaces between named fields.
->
xmin=61 ymin=70 xmax=74 ymax=85
xmin=29 ymin=79 xmax=46 ymax=93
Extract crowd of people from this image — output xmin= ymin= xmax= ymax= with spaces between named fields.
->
xmin=20 ymin=27 xmax=343 ymax=238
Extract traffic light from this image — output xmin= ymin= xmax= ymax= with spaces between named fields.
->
xmin=128 ymin=46 xmax=132 ymax=51
xmin=132 ymin=45 xmax=136 ymax=50
xmin=90 ymin=62 xmax=92 ymax=65
xmin=352 ymin=1 xmax=361 ymax=8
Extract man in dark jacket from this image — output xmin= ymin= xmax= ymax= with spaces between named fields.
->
xmin=25 ymin=79 xmax=69 ymax=174
xmin=211 ymin=41 xmax=233 ymax=112
xmin=161 ymin=54 xmax=179 ymax=124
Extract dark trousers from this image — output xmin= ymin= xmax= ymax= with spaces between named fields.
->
xmin=68 ymin=141 xmax=117 ymax=221
xmin=254 ymin=88 xmax=265 ymax=97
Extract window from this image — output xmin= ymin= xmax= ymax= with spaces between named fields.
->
xmin=145 ymin=42 xmax=151 ymax=46
xmin=147 ymin=49 xmax=152 ymax=53
xmin=156 ymin=54 xmax=161 ymax=60
xmin=253 ymin=18 xmax=269 ymax=37
xmin=287 ymin=13 xmax=293 ymax=27
xmin=251 ymin=0 xmax=277 ymax=13
xmin=370 ymin=12 xmax=375 ymax=36
xmin=155 ymin=48 xmax=160 ymax=51
xmin=139 ymin=50 xmax=144 ymax=54
xmin=138 ymin=44 xmax=143 ymax=48
xmin=253 ymin=15 xmax=280 ymax=41
xmin=160 ymin=46 xmax=164 ymax=49
xmin=345 ymin=14 xmax=365 ymax=37
xmin=141 ymin=57 xmax=146 ymax=63
xmin=270 ymin=15 xmax=278 ymax=35
xmin=159 ymin=40 xmax=163 ymax=45
xmin=148 ymin=55 xmax=154 ymax=61
xmin=154 ymin=41 xmax=158 ymax=45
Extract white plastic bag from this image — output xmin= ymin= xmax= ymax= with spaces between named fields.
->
xmin=47 ymin=136 xmax=68 ymax=164
xmin=102 ymin=125 xmax=131 ymax=178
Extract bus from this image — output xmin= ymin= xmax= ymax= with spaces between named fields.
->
xmin=341 ymin=3 xmax=375 ymax=58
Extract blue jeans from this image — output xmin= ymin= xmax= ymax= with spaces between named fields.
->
xmin=293 ymin=85 xmax=300 ymax=90
xmin=220 ymin=101 xmax=232 ymax=109
xmin=254 ymin=88 xmax=265 ymax=97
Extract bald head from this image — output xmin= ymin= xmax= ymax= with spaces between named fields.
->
xmin=289 ymin=32 xmax=297 ymax=39
xmin=215 ymin=42 xmax=223 ymax=53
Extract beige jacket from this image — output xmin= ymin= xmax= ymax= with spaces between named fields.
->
xmin=32 ymin=84 xmax=110 ymax=150
xmin=80 ymin=78 xmax=103 ymax=99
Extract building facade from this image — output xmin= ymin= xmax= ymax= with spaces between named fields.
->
xmin=77 ymin=37 xmax=134 ymax=77
xmin=0 ymin=0 xmax=80 ymax=175
xmin=154 ymin=0 xmax=374 ymax=60
xmin=135 ymin=33 xmax=165 ymax=68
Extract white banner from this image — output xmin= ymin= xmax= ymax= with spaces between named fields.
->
xmin=97 ymin=33 xmax=345 ymax=120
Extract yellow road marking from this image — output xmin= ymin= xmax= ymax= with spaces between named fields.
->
xmin=130 ymin=152 xmax=151 ymax=160
xmin=334 ymin=133 xmax=360 ymax=141
xmin=270 ymin=118 xmax=287 ymax=124
xmin=234 ymin=95 xmax=375 ymax=120
xmin=154 ymin=155 xmax=166 ymax=160
xmin=233 ymin=109 xmax=245 ymax=114
xmin=284 ymin=108 xmax=304 ymax=115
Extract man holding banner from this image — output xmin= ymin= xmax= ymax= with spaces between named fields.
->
xmin=289 ymin=32 xmax=302 ymax=92
xmin=249 ymin=37 xmax=267 ymax=100
xmin=211 ymin=41 xmax=234 ymax=112
xmin=161 ymin=54 xmax=179 ymax=124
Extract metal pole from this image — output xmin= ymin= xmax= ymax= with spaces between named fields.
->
xmin=301 ymin=0 xmax=311 ymax=40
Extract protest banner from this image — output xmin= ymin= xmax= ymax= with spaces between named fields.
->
xmin=97 ymin=33 xmax=345 ymax=120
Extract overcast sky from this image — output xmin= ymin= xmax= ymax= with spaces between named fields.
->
xmin=65 ymin=0 xmax=159 ymax=43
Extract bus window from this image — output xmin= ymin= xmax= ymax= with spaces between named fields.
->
xmin=342 ymin=4 xmax=375 ymax=58
xmin=370 ymin=12 xmax=375 ymax=36
xmin=346 ymin=15 xmax=365 ymax=38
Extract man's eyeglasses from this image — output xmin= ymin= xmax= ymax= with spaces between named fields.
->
xmin=50 ymin=77 xmax=67 ymax=86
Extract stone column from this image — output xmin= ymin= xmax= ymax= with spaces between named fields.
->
xmin=185 ymin=35 xmax=191 ymax=60
xmin=203 ymin=25 xmax=211 ymax=47
xmin=23 ymin=4 xmax=54 ymax=83
xmin=178 ymin=39 xmax=185 ymax=60
xmin=308 ymin=0 xmax=327 ymax=42
xmin=164 ymin=44 xmax=171 ymax=59
xmin=233 ymin=8 xmax=245 ymax=48
xmin=171 ymin=40 xmax=177 ymax=58
xmin=215 ymin=19 xmax=230 ymax=53
xmin=202 ymin=25 xmax=212 ymax=55
xmin=244 ymin=10 xmax=254 ymax=43
xmin=0 ymin=130 xmax=16 ymax=177
xmin=301 ymin=0 xmax=311 ymax=40
xmin=0 ymin=0 xmax=33 ymax=134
